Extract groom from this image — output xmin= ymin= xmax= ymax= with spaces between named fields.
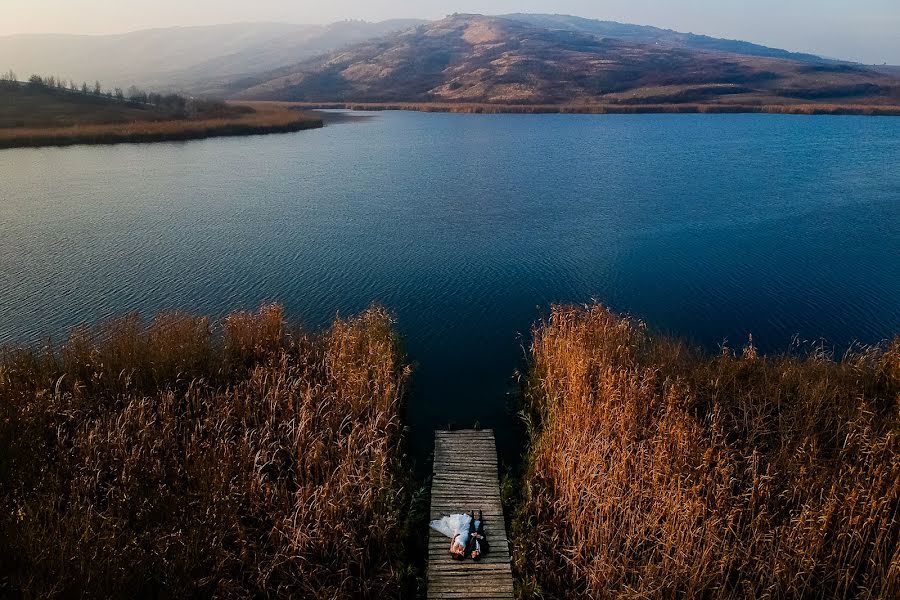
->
xmin=466 ymin=511 xmax=490 ymax=560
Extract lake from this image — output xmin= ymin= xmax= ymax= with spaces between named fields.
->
xmin=1 ymin=111 xmax=898 ymax=463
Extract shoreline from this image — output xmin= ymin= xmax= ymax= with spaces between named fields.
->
xmin=0 ymin=104 xmax=323 ymax=150
xmin=263 ymin=100 xmax=900 ymax=117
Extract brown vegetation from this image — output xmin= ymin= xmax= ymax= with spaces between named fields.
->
xmin=0 ymin=81 xmax=322 ymax=149
xmin=0 ymin=106 xmax=322 ymax=149
xmin=282 ymin=100 xmax=900 ymax=116
xmin=513 ymin=304 xmax=900 ymax=598
xmin=0 ymin=305 xmax=412 ymax=598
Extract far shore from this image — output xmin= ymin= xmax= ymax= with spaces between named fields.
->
xmin=258 ymin=100 xmax=900 ymax=117
xmin=0 ymin=103 xmax=323 ymax=150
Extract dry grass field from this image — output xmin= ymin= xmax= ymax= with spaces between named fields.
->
xmin=0 ymin=305 xmax=412 ymax=598
xmin=513 ymin=304 xmax=900 ymax=598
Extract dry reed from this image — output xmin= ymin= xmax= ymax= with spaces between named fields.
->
xmin=276 ymin=101 xmax=900 ymax=117
xmin=0 ymin=305 xmax=412 ymax=598
xmin=513 ymin=303 xmax=899 ymax=599
xmin=0 ymin=104 xmax=322 ymax=149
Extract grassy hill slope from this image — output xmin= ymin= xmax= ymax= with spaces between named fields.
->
xmin=501 ymin=13 xmax=839 ymax=63
xmin=233 ymin=14 xmax=900 ymax=110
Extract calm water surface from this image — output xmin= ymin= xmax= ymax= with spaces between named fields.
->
xmin=1 ymin=111 xmax=899 ymax=462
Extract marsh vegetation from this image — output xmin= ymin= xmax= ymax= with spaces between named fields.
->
xmin=0 ymin=305 xmax=411 ymax=598
xmin=513 ymin=304 xmax=900 ymax=598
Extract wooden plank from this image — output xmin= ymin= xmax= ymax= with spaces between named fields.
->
xmin=427 ymin=430 xmax=514 ymax=600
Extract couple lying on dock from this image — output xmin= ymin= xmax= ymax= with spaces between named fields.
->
xmin=430 ymin=510 xmax=490 ymax=560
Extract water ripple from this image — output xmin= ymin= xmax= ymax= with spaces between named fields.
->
xmin=1 ymin=112 xmax=898 ymax=459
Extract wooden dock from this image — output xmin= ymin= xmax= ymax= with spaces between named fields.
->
xmin=428 ymin=429 xmax=514 ymax=599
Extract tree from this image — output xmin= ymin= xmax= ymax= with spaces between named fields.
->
xmin=27 ymin=74 xmax=45 ymax=88
xmin=81 ymin=82 xmax=89 ymax=94
xmin=114 ymin=87 xmax=124 ymax=100
xmin=93 ymin=80 xmax=102 ymax=95
xmin=127 ymin=85 xmax=147 ymax=104
xmin=0 ymin=69 xmax=17 ymax=90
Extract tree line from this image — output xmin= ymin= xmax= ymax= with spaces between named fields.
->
xmin=1 ymin=69 xmax=202 ymax=115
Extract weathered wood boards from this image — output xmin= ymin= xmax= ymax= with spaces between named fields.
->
xmin=428 ymin=429 xmax=514 ymax=599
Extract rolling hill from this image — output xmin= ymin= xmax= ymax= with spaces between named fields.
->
xmin=233 ymin=14 xmax=900 ymax=109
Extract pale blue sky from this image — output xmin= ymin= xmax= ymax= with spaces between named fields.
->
xmin=4 ymin=1 xmax=898 ymax=63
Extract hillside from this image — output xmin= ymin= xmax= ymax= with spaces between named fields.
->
xmin=501 ymin=14 xmax=839 ymax=63
xmin=874 ymin=65 xmax=900 ymax=77
xmin=0 ymin=80 xmax=201 ymax=129
xmin=234 ymin=14 xmax=900 ymax=109
xmin=0 ymin=20 xmax=425 ymax=95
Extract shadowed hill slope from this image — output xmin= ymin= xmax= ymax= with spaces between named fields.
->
xmin=0 ymin=80 xmax=212 ymax=129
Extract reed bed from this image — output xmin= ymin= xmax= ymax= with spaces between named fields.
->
xmin=279 ymin=101 xmax=900 ymax=116
xmin=0 ymin=305 xmax=412 ymax=598
xmin=0 ymin=104 xmax=322 ymax=149
xmin=514 ymin=303 xmax=899 ymax=599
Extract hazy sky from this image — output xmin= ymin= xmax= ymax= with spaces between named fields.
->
xmin=4 ymin=1 xmax=899 ymax=63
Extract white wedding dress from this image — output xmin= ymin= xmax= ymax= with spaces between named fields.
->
xmin=429 ymin=513 xmax=472 ymax=550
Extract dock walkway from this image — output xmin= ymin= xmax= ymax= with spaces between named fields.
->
xmin=427 ymin=429 xmax=514 ymax=599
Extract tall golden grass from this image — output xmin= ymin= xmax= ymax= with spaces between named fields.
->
xmin=514 ymin=304 xmax=899 ymax=598
xmin=0 ymin=305 xmax=412 ymax=598
xmin=0 ymin=104 xmax=322 ymax=149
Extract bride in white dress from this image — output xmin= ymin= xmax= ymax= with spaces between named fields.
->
xmin=429 ymin=513 xmax=472 ymax=559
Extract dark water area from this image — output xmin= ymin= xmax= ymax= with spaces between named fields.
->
xmin=1 ymin=111 xmax=898 ymax=466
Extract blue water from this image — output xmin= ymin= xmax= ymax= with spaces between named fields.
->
xmin=1 ymin=111 xmax=898 ymax=462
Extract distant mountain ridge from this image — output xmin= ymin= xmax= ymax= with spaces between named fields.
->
xmin=233 ymin=14 xmax=900 ymax=107
xmin=0 ymin=20 xmax=426 ymax=95
xmin=3 ymin=13 xmax=898 ymax=107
